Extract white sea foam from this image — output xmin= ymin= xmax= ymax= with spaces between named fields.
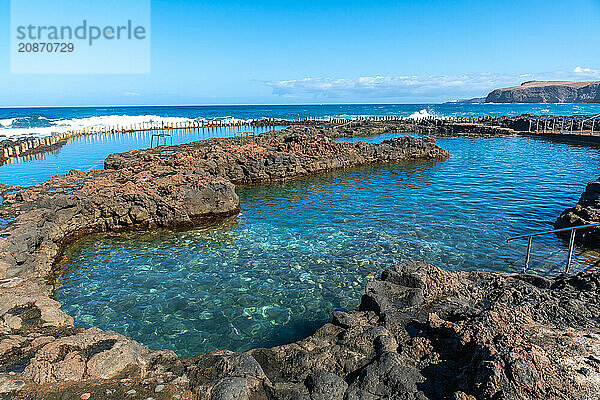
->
xmin=0 ymin=118 xmax=17 ymax=127
xmin=0 ymin=114 xmax=256 ymax=139
xmin=407 ymin=109 xmax=434 ymax=119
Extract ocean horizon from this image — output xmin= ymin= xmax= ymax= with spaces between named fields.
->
xmin=2 ymin=103 xmax=600 ymax=139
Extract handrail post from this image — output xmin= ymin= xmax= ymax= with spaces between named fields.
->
xmin=524 ymin=236 xmax=532 ymax=273
xmin=506 ymin=222 xmax=600 ymax=275
xmin=566 ymin=229 xmax=576 ymax=274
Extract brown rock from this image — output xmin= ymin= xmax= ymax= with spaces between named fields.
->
xmin=556 ymin=177 xmax=600 ymax=246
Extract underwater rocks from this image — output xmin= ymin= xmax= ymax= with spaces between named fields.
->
xmin=0 ymin=127 xmax=451 ymax=398
xmin=2 ymin=262 xmax=597 ymax=399
xmin=555 ymin=177 xmax=600 ymax=246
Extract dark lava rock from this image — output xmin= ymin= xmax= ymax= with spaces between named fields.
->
xmin=555 ymin=176 xmax=600 ymax=246
xmin=0 ymin=127 xmax=452 ymax=399
xmin=305 ymin=371 xmax=348 ymax=400
xmin=2 ymin=126 xmax=598 ymax=399
xmin=241 ymin=261 xmax=599 ymax=399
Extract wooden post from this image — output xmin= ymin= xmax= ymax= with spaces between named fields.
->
xmin=570 ymin=119 xmax=574 ymax=133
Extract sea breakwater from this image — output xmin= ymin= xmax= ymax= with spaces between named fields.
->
xmin=3 ymin=113 xmax=600 ymax=168
xmin=0 ymin=126 xmax=453 ymax=398
xmin=0 ymin=134 xmax=69 ymax=167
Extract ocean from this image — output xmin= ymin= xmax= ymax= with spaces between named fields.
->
xmin=2 ymin=103 xmax=600 ymax=139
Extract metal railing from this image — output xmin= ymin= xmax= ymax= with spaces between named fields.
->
xmin=150 ymin=131 xmax=173 ymax=148
xmin=506 ymin=223 xmax=600 ymax=274
xmin=236 ymin=131 xmax=256 ymax=137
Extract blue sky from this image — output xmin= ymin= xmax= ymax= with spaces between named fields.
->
xmin=1 ymin=0 xmax=599 ymax=106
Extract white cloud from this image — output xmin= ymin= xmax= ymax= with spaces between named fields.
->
xmin=573 ymin=66 xmax=600 ymax=78
xmin=265 ymin=68 xmax=600 ymax=102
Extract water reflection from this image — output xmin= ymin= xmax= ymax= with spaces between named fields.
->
xmin=0 ymin=126 xmax=279 ymax=186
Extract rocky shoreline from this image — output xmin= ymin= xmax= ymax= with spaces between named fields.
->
xmin=0 ymin=125 xmax=598 ymax=399
xmin=0 ymin=126 xmax=451 ymax=398
xmin=555 ymin=176 xmax=600 ymax=245
xmin=1 ymin=261 xmax=599 ymax=399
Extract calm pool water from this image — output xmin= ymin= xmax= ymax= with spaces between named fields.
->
xmin=0 ymin=126 xmax=277 ymax=187
xmin=55 ymin=134 xmax=600 ymax=357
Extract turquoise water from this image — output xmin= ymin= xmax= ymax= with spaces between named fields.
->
xmin=3 ymin=103 xmax=600 ymax=186
xmin=0 ymin=126 xmax=276 ymax=187
xmin=55 ymin=134 xmax=600 ymax=358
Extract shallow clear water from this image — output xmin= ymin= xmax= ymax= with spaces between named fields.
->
xmin=4 ymin=103 xmax=600 ymax=187
xmin=0 ymin=127 xmax=275 ymax=186
xmin=0 ymin=216 xmax=13 ymax=229
xmin=55 ymin=134 xmax=600 ymax=357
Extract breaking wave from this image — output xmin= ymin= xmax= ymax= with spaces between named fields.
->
xmin=0 ymin=114 xmax=253 ymax=139
xmin=407 ymin=109 xmax=435 ymax=119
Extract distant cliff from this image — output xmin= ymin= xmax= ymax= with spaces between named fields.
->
xmin=485 ymin=81 xmax=600 ymax=103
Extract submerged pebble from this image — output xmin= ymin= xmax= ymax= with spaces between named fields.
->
xmin=56 ymin=135 xmax=600 ymax=357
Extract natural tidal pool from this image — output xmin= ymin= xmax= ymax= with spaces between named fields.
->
xmin=0 ymin=126 xmax=277 ymax=186
xmin=55 ymin=134 xmax=600 ymax=357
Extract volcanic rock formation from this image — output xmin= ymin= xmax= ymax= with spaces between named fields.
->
xmin=486 ymin=81 xmax=600 ymax=104
xmin=556 ymin=176 xmax=600 ymax=245
xmin=0 ymin=127 xmax=598 ymax=399
xmin=1 ymin=262 xmax=599 ymax=399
